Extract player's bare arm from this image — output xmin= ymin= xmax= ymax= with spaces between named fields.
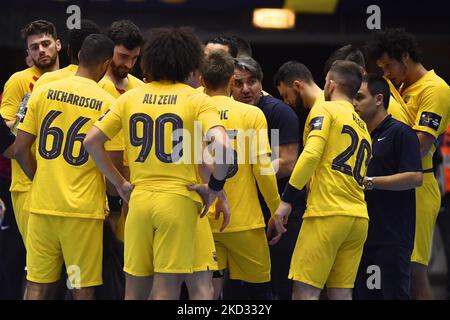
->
xmin=84 ymin=126 xmax=133 ymax=203
xmin=272 ymin=143 xmax=299 ymax=179
xmin=416 ymin=131 xmax=436 ymax=159
xmin=188 ymin=125 xmax=233 ymax=230
xmin=14 ymin=129 xmax=37 ymax=180
xmin=2 ymin=143 xmax=15 ymax=159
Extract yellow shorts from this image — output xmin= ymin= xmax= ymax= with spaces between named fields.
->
xmin=411 ymin=175 xmax=441 ymax=266
xmin=289 ymin=216 xmax=368 ymax=289
xmin=26 ymin=213 xmax=103 ymax=288
xmin=193 ymin=216 xmax=218 ymax=272
xmin=213 ymin=228 xmax=270 ymax=283
xmin=124 ymin=189 xmax=200 ymax=276
xmin=11 ymin=191 xmax=31 ymax=247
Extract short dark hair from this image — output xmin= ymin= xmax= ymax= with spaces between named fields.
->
xmin=201 ymin=51 xmax=235 ymax=91
xmin=324 ymin=44 xmax=365 ymax=75
xmin=362 ymin=73 xmax=390 ymax=109
xmin=107 ymin=20 xmax=143 ymax=50
xmin=141 ymin=27 xmax=204 ymax=82
xmin=365 ymin=28 xmax=422 ymax=63
xmin=234 ymin=57 xmax=263 ymax=82
xmin=67 ymin=19 xmax=100 ymax=63
xmin=231 ymin=36 xmax=253 ymax=57
xmin=205 ymin=36 xmax=238 ymax=58
xmin=79 ymin=34 xmax=114 ymax=68
xmin=274 ymin=61 xmax=314 ymax=87
xmin=328 ymin=60 xmax=363 ymax=99
xmin=21 ymin=20 xmax=58 ymax=42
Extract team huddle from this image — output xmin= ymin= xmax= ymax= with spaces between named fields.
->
xmin=0 ymin=18 xmax=449 ymax=300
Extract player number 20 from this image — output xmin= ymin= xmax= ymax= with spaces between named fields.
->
xmin=331 ymin=125 xmax=371 ymax=186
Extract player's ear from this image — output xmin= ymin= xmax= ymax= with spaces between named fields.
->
xmin=55 ymin=39 xmax=62 ymax=52
xmin=99 ymin=58 xmax=111 ymax=79
xmin=102 ymin=58 xmax=111 ymax=71
xmin=329 ymin=79 xmax=336 ymax=92
xmin=401 ymin=52 xmax=410 ymax=64
xmin=375 ymin=93 xmax=384 ymax=108
xmin=292 ymin=80 xmax=302 ymax=91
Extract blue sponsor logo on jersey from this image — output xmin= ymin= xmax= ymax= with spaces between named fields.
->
xmin=419 ymin=111 xmax=441 ymax=131
xmin=310 ymin=116 xmax=324 ymax=131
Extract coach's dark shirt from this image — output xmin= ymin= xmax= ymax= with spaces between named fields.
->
xmin=256 ymin=93 xmax=306 ymax=219
xmin=0 ymin=116 xmax=14 ymax=155
xmin=365 ymin=115 xmax=421 ymax=249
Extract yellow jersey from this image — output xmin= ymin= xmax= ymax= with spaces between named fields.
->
xmin=99 ymin=73 xmax=144 ymax=167
xmin=18 ymin=75 xmax=124 ymax=219
xmin=0 ymin=66 xmax=42 ymax=192
xmin=297 ymin=100 xmax=371 ymax=219
xmin=33 ymin=64 xmax=78 ymax=89
xmin=397 ymin=70 xmax=450 ymax=172
xmin=385 ymin=77 xmax=409 ymax=125
xmin=94 ymin=81 xmax=223 ymax=205
xmin=206 ymin=95 xmax=280 ymax=233
xmin=303 ymin=92 xmax=325 ymax=146
xmin=98 ymin=74 xmax=144 ymax=98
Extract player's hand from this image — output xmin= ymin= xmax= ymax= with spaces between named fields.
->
xmin=267 ymin=217 xmax=283 ymax=245
xmin=187 ymin=184 xmax=230 ymax=225
xmin=214 ymin=191 xmax=231 ymax=232
xmin=272 ymin=200 xmax=291 ymax=236
xmin=117 ymin=181 xmax=134 ymax=204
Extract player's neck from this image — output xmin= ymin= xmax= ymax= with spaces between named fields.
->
xmin=205 ymin=87 xmax=230 ymax=97
xmin=330 ymin=91 xmax=352 ymax=104
xmin=69 ymin=58 xmax=79 ymax=66
xmin=367 ymin=111 xmax=388 ymax=133
xmin=107 ymin=69 xmax=128 ymax=89
xmin=76 ymin=67 xmax=101 ymax=83
xmin=403 ymin=63 xmax=428 ymax=89
xmin=305 ymin=83 xmax=322 ymax=109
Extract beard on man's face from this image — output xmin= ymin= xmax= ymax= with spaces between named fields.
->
xmin=294 ymin=91 xmax=306 ymax=110
xmin=32 ymin=53 xmax=58 ymax=69
xmin=111 ymin=60 xmax=130 ymax=79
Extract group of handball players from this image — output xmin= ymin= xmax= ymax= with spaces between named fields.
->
xmin=0 ymin=17 xmax=449 ymax=300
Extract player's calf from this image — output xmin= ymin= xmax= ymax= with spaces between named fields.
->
xmin=185 ymin=271 xmax=214 ymax=300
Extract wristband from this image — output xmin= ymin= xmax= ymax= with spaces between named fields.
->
xmin=107 ymin=195 xmax=122 ymax=212
xmin=208 ymin=174 xmax=226 ymax=192
xmin=281 ymin=183 xmax=302 ymax=204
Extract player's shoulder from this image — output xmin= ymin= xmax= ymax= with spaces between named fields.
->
xmin=185 ymin=85 xmax=211 ymax=103
xmin=128 ymin=73 xmax=144 ymax=87
xmin=311 ymin=100 xmax=334 ymax=115
xmin=235 ymin=99 xmax=265 ymax=118
xmin=98 ymin=76 xmax=112 ymax=87
xmin=113 ymin=84 xmax=147 ymax=107
xmin=6 ymin=67 xmax=37 ymax=84
xmin=86 ymin=83 xmax=117 ymax=105
xmin=415 ymin=70 xmax=450 ymax=97
xmin=426 ymin=70 xmax=449 ymax=88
